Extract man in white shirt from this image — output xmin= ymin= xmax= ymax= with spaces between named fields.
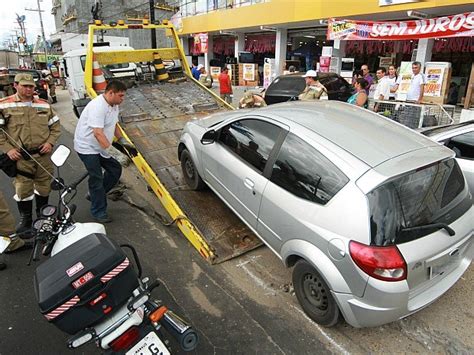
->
xmin=391 ymin=62 xmax=427 ymax=128
xmin=392 ymin=61 xmax=426 ymax=104
xmin=74 ymin=80 xmax=132 ymax=223
xmin=373 ymin=67 xmax=391 ymax=112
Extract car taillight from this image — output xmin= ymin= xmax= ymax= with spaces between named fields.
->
xmin=110 ymin=326 xmax=140 ymax=352
xmin=349 ymin=241 xmax=407 ymax=281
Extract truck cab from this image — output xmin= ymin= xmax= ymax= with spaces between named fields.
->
xmin=62 ymin=45 xmax=136 ymax=117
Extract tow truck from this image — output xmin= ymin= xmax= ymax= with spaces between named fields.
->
xmin=81 ymin=20 xmax=262 ymax=264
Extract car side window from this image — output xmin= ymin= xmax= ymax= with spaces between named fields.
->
xmin=219 ymin=119 xmax=281 ymax=172
xmin=270 ymin=133 xmax=349 ymax=205
xmin=447 ymin=131 xmax=474 ymax=159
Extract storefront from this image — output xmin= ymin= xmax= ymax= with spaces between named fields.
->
xmin=328 ymin=13 xmax=474 ymax=104
xmin=286 ymin=27 xmax=329 ymax=72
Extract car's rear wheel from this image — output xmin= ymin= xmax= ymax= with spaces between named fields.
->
xmin=293 ymin=259 xmax=340 ymax=327
xmin=181 ymin=149 xmax=206 ymax=190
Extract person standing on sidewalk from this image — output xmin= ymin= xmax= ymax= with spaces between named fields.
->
xmin=361 ymin=64 xmax=374 ymax=94
xmin=0 ymin=73 xmax=60 ymax=234
xmin=42 ymin=70 xmax=57 ymax=104
xmin=74 ymin=80 xmax=134 ymax=223
xmin=218 ymin=67 xmax=233 ymax=104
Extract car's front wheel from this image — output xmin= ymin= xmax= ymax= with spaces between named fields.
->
xmin=181 ymin=149 xmax=206 ymax=190
xmin=293 ymin=259 xmax=340 ymax=327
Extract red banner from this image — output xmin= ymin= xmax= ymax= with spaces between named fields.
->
xmin=328 ymin=12 xmax=474 ymax=41
xmin=193 ymin=33 xmax=208 ymax=54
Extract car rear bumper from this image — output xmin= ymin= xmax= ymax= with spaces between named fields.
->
xmin=333 ymin=244 xmax=472 ymax=328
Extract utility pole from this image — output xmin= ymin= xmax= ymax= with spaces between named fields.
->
xmin=149 ymin=0 xmax=157 ymax=49
xmin=92 ymin=0 xmax=104 ymax=42
xmin=25 ymin=0 xmax=48 ymax=67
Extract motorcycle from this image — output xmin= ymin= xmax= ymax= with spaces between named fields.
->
xmin=30 ymin=145 xmax=198 ymax=354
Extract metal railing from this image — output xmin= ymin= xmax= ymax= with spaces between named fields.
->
xmin=372 ymin=100 xmax=454 ymax=129
xmin=179 ymin=0 xmax=268 ymax=17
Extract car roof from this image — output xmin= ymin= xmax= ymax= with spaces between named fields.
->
xmin=256 ymin=101 xmax=441 ymax=167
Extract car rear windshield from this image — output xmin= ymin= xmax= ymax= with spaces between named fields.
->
xmin=266 ymin=76 xmax=306 ymax=95
xmin=368 ymin=158 xmax=471 ymax=246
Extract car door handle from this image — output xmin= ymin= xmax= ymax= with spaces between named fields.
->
xmin=244 ymin=177 xmax=255 ymax=191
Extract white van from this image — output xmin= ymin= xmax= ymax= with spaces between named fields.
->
xmin=62 ymin=46 xmax=136 ymax=117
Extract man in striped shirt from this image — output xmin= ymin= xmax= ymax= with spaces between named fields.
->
xmin=0 ymin=73 xmax=60 ymax=234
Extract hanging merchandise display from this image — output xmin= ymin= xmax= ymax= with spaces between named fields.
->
xmin=327 ymin=12 xmax=474 ymax=41
xmin=193 ymin=33 xmax=208 ymax=54
xmin=245 ymin=34 xmax=276 ymax=53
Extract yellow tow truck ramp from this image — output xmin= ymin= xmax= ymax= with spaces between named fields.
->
xmin=84 ymin=21 xmax=262 ymax=264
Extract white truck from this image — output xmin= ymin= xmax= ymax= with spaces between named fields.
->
xmin=62 ymin=45 xmax=137 ymax=117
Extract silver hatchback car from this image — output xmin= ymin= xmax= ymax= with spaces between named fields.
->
xmin=178 ymin=101 xmax=474 ymax=328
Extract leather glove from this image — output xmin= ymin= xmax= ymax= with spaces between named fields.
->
xmin=118 ymin=137 xmax=138 ymax=157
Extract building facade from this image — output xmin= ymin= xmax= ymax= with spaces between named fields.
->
xmin=172 ymin=0 xmax=473 ymax=99
xmin=50 ymin=0 xmax=175 ymax=51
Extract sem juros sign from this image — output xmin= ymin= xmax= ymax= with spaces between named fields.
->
xmin=327 ymin=12 xmax=474 ymax=40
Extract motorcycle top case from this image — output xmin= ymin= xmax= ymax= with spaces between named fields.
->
xmin=33 ymin=233 xmax=139 ymax=334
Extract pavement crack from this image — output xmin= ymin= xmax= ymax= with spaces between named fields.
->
xmin=397 ymin=318 xmax=473 ymax=354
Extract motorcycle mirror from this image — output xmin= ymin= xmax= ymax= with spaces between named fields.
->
xmin=51 ymin=177 xmax=65 ymax=191
xmin=51 ymin=145 xmax=70 ymax=167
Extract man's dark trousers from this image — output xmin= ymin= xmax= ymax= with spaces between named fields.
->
xmin=77 ymin=153 xmax=122 ymax=219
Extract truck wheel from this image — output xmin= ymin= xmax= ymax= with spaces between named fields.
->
xmin=293 ymin=259 xmax=340 ymax=327
xmin=181 ymin=149 xmax=206 ymax=190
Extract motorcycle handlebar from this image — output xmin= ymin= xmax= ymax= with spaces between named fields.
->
xmin=69 ymin=171 xmax=89 ymax=190
xmin=32 ymin=241 xmax=42 ymax=262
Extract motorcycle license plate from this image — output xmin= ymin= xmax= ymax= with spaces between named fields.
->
xmin=126 ymin=331 xmax=170 ymax=355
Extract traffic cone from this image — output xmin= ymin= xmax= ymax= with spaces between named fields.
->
xmin=92 ymin=54 xmax=107 ymax=93
xmin=153 ymin=53 xmax=169 ymax=82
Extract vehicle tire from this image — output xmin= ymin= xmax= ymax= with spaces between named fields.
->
xmin=293 ymin=259 xmax=340 ymax=327
xmin=181 ymin=149 xmax=206 ymax=190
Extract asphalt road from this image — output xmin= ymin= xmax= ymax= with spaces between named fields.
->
xmin=0 ymin=89 xmax=473 ymax=355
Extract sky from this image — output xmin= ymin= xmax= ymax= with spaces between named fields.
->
xmin=0 ymin=0 xmax=56 ymax=48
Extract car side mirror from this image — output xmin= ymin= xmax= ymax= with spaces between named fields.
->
xmin=201 ymin=130 xmax=217 ymax=145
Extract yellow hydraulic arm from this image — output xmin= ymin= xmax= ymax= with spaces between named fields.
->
xmin=84 ymin=20 xmax=222 ymax=263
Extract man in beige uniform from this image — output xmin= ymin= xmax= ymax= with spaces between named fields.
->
xmin=0 ymin=191 xmax=27 ymax=270
xmin=239 ymin=91 xmax=267 ymax=109
xmin=43 ymin=70 xmax=57 ymax=103
xmin=0 ymin=67 xmax=14 ymax=98
xmin=0 ymin=73 xmax=60 ymax=233
xmin=298 ymin=70 xmax=328 ymax=101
